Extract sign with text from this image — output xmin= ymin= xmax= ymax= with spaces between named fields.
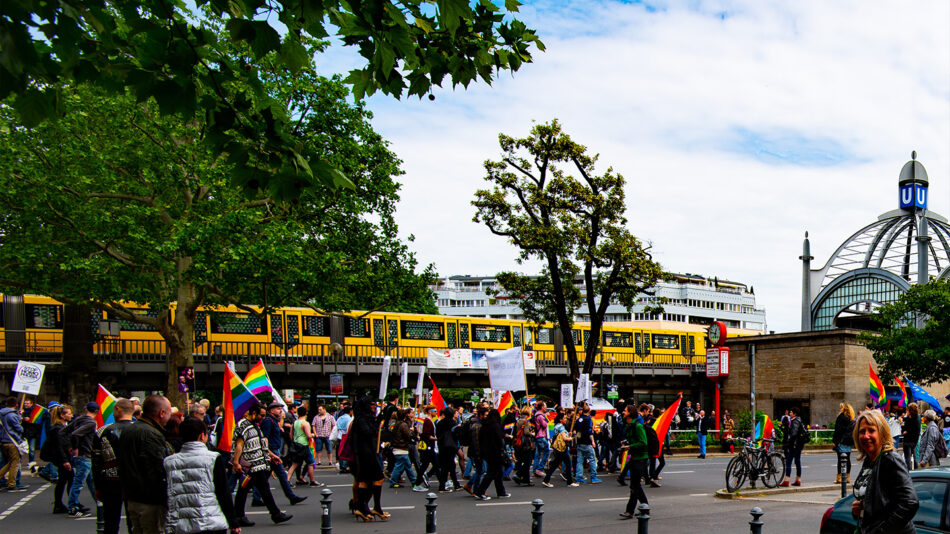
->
xmin=378 ymin=356 xmax=392 ymax=399
xmin=575 ymin=373 xmax=591 ymax=402
xmin=560 ymin=383 xmax=574 ymax=408
xmin=607 ymin=383 xmax=619 ymax=399
xmin=329 ymin=374 xmax=344 ymax=395
xmin=399 ymin=362 xmax=409 ymax=389
xmin=12 ymin=360 xmax=45 ymax=395
xmin=486 ymin=347 xmax=527 ymax=392
xmin=415 ymin=366 xmax=426 ymax=397
xmin=706 ymin=347 xmax=730 ymax=379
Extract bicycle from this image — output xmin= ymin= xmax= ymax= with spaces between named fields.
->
xmin=724 ymin=437 xmax=785 ymax=491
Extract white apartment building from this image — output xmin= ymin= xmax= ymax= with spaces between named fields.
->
xmin=432 ymin=273 xmax=768 ymax=333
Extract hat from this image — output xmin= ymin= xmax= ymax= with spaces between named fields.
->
xmin=85 ymin=401 xmax=99 ymax=413
xmin=267 ymin=401 xmax=284 ymax=410
xmin=47 ymin=401 xmax=61 ymax=409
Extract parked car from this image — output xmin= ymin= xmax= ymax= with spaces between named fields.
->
xmin=820 ymin=465 xmax=949 ymax=534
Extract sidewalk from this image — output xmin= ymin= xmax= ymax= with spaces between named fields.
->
xmin=715 ymin=483 xmax=848 ymax=506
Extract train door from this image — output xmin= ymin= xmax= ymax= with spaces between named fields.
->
xmin=269 ymin=311 xmax=300 ymax=354
xmin=446 ymin=320 xmax=459 ymax=350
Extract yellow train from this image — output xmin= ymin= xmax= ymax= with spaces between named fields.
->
xmin=1 ymin=295 xmax=706 ymax=364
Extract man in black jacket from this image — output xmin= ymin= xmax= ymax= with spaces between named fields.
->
xmin=92 ymin=398 xmax=134 ymax=534
xmin=64 ymin=402 xmax=98 ymax=517
xmin=696 ymin=410 xmax=711 ymax=459
xmin=118 ymin=395 xmax=174 ymax=534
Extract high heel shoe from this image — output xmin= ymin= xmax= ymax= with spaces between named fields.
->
xmin=353 ymin=510 xmax=374 ymax=522
xmin=371 ymin=510 xmax=391 ymax=521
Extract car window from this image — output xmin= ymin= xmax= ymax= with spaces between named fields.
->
xmin=913 ymin=479 xmax=948 ymax=530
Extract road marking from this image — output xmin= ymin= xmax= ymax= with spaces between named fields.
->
xmin=689 ymin=493 xmax=708 ymax=496
xmin=589 ymin=497 xmax=627 ymax=502
xmin=661 ymin=470 xmax=694 ymax=474
xmin=327 ymin=484 xmax=353 ymax=487
xmin=476 ymin=501 xmax=533 ymax=506
xmin=0 ymin=485 xmax=50 ymax=521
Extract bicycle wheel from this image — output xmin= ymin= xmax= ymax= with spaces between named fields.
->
xmin=762 ymin=452 xmax=785 ymax=488
xmin=725 ymin=455 xmax=747 ymax=492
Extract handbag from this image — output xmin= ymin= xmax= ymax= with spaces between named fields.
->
xmin=337 ymin=429 xmax=354 ymax=462
xmin=0 ymin=417 xmax=29 ymax=456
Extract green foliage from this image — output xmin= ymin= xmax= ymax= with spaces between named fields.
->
xmin=473 ymin=120 xmax=665 ymax=381
xmin=1 ymin=1 xmax=544 ymax=197
xmin=859 ymin=279 xmax=950 ymax=385
xmin=0 ymin=69 xmax=434 ymax=403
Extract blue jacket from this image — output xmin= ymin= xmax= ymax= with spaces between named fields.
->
xmin=0 ymin=407 xmax=24 ymax=444
xmin=260 ymin=414 xmax=282 ymax=454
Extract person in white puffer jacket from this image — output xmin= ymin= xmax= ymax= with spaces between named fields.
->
xmin=164 ymin=417 xmax=239 ymax=534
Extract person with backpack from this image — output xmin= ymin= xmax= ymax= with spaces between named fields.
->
xmin=541 ymin=411 xmax=577 ymax=487
xmin=918 ymin=410 xmax=944 ymax=467
xmin=0 ymin=396 xmax=26 ymax=493
xmin=461 ymin=404 xmax=487 ymax=496
xmin=531 ymin=401 xmax=550 ymax=477
xmin=434 ymin=407 xmax=461 ymax=492
xmin=619 ymin=404 xmax=649 ymax=520
xmin=642 ymin=405 xmax=662 ymax=487
xmin=41 ymin=404 xmax=73 ymax=514
xmin=780 ymin=406 xmax=807 ymax=487
xmin=573 ymin=403 xmax=602 ymax=484
xmin=832 ymin=402 xmax=856 ymax=484
xmin=92 ymin=398 xmax=134 ymax=534
xmin=510 ymin=407 xmax=536 ymax=487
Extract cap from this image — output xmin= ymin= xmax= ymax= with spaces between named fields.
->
xmin=267 ymin=401 xmax=284 ymax=410
xmin=85 ymin=401 xmax=99 ymax=413
xmin=47 ymin=401 xmax=61 ymax=409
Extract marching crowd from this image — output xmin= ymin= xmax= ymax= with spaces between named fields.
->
xmin=2 ymin=391 xmax=949 ymax=534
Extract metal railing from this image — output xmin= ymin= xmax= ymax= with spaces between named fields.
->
xmin=0 ymin=330 xmax=64 ymax=362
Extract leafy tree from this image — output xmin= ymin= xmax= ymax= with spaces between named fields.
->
xmin=0 ymin=59 xmax=435 ymax=405
xmin=473 ymin=120 xmax=665 ymax=383
xmin=859 ymin=278 xmax=950 ymax=385
xmin=1 ymin=0 xmax=544 ymax=197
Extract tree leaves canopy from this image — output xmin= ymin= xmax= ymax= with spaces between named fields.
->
xmin=473 ymin=120 xmax=665 ymax=381
xmin=859 ymin=278 xmax=950 ymax=385
xmin=1 ymin=0 xmax=544 ymax=197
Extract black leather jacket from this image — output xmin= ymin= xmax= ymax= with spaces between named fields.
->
xmin=854 ymin=450 xmax=918 ymax=534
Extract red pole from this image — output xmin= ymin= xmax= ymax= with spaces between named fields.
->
xmin=714 ymin=381 xmax=721 ymax=431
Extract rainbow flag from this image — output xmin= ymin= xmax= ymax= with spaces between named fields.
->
xmin=496 ymin=391 xmax=514 ymax=415
xmin=308 ymin=435 xmax=317 ymax=464
xmin=95 ymin=384 xmax=117 ymax=428
xmin=244 ymin=359 xmax=285 ymax=409
xmin=547 ymin=412 xmax=557 ymax=434
xmin=504 ymin=422 xmax=515 ymax=431
xmin=429 ymin=377 xmax=446 ymax=412
xmin=218 ymin=365 xmax=258 ymax=452
xmin=869 ymin=364 xmax=885 ymax=407
xmin=620 ymin=449 xmax=629 ymax=470
xmin=894 ymin=376 xmax=909 ymax=408
xmin=651 ymin=396 xmax=682 ymax=457
xmin=754 ymin=414 xmax=774 ymax=447
xmin=414 ymin=416 xmax=428 ymax=426
xmin=23 ymin=404 xmax=47 ymax=424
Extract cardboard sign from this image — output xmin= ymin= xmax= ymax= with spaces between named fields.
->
xmin=575 ymin=373 xmax=591 ymax=403
xmin=486 ymin=347 xmax=527 ymax=392
xmin=415 ymin=366 xmax=426 ymax=396
xmin=560 ymin=383 xmax=574 ymax=408
xmin=12 ymin=360 xmax=45 ymax=395
xmin=399 ymin=362 xmax=409 ymax=389
xmin=379 ymin=356 xmax=391 ymax=399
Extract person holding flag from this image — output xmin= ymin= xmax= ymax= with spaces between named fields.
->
xmin=20 ymin=397 xmax=44 ymax=467
xmin=619 ymin=404 xmax=648 ymax=520
xmin=63 ymin=401 xmax=98 ymax=516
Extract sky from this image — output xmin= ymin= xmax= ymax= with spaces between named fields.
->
xmin=317 ymin=0 xmax=950 ymax=334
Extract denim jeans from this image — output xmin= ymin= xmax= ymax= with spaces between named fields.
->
xmin=389 ymin=454 xmax=415 ymax=486
xmin=575 ymin=444 xmax=597 ymax=482
xmin=699 ymin=434 xmax=707 ymax=456
xmin=68 ymin=456 xmax=95 ymax=510
xmin=467 ymin=459 xmax=486 ymax=490
xmin=532 ymin=437 xmax=550 ymax=473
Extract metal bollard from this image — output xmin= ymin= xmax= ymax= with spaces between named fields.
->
xmin=636 ymin=503 xmax=651 ymax=534
xmin=320 ymin=488 xmax=333 ymax=534
xmin=531 ymin=499 xmax=544 ymax=534
xmin=425 ymin=492 xmax=438 ymax=533
xmin=96 ymin=502 xmax=105 ymax=534
xmin=749 ymin=507 xmax=764 ymax=534
xmin=838 ymin=452 xmax=848 ymax=498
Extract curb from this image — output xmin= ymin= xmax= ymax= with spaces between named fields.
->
xmin=715 ymin=484 xmax=842 ymax=500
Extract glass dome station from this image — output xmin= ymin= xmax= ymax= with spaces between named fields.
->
xmin=801 ymin=153 xmax=950 ymax=331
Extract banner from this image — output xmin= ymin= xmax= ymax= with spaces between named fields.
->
xmin=11 ymin=360 xmax=45 ymax=395
xmin=329 ymin=374 xmax=344 ymax=395
xmin=560 ymin=383 xmax=574 ymax=408
xmin=415 ymin=366 xmax=426 ymax=397
xmin=486 ymin=347 xmax=527 ymax=392
xmin=399 ymin=362 xmax=409 ymax=389
xmin=523 ymin=350 xmax=536 ymax=371
xmin=427 ymin=348 xmax=469 ymax=369
xmin=379 ymin=355 xmax=391 ymax=399
xmin=575 ymin=373 xmax=591 ymax=402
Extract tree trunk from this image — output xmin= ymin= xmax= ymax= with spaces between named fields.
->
xmin=62 ymin=305 xmax=97 ymax=407
xmin=165 ymin=263 xmax=196 ymax=410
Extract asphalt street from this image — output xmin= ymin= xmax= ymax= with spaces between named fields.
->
xmin=0 ymin=452 xmax=846 ymax=534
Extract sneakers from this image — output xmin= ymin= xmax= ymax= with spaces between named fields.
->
xmin=272 ymin=512 xmax=293 ymax=524
xmin=649 ymin=480 xmax=662 ymax=488
xmin=412 ymin=485 xmax=428 ymax=492
xmin=309 ymin=481 xmax=326 ymax=488
xmin=52 ymin=504 xmax=69 ymax=514
xmin=511 ymin=475 xmax=522 ymax=485
xmin=590 ymin=477 xmax=603 ymax=484
xmin=534 ymin=470 xmax=545 ymax=477
xmin=498 ymin=493 xmax=512 ymax=498
xmin=67 ymin=509 xmax=90 ymax=518
xmin=576 ymin=478 xmax=588 ymax=484
xmin=791 ymin=480 xmax=802 ymax=487
xmin=779 ymin=480 xmax=790 ymax=487
xmin=619 ymin=512 xmax=634 ymax=519
xmin=559 ymin=473 xmax=567 ymax=482
xmin=569 ymin=482 xmax=580 ymax=487
xmin=541 ymin=481 xmax=554 ymax=488
xmin=476 ymin=494 xmax=491 ymax=501
xmin=290 ymin=495 xmax=308 ymax=505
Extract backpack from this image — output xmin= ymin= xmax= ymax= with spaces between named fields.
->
xmin=644 ymin=423 xmax=660 ymax=457
xmin=456 ymin=419 xmax=472 ymax=447
xmin=795 ymin=420 xmax=811 ymax=449
xmin=468 ymin=418 xmax=482 ymax=458
xmin=337 ymin=428 xmax=354 ymax=462
xmin=841 ymin=420 xmax=855 ymax=447
xmin=513 ymin=420 xmax=535 ymax=450
xmin=934 ymin=433 xmax=948 ymax=459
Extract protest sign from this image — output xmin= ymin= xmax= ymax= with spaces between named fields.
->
xmin=486 ymin=347 xmax=527 ymax=392
xmin=379 ymin=356 xmax=391 ymax=399
xmin=399 ymin=362 xmax=408 ymax=389
xmin=415 ymin=366 xmax=426 ymax=396
xmin=12 ymin=360 xmax=45 ymax=395
xmin=575 ymin=373 xmax=591 ymax=402
xmin=560 ymin=383 xmax=574 ymax=408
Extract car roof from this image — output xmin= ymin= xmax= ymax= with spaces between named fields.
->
xmin=911 ymin=465 xmax=950 ymax=479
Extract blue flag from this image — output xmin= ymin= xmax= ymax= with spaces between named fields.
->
xmin=903 ymin=377 xmax=945 ymax=411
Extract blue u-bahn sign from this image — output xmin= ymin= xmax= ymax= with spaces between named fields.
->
xmin=899 ymin=183 xmax=927 ymax=210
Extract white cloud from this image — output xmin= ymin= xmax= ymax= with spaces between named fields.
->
xmin=328 ymin=0 xmax=950 ymax=333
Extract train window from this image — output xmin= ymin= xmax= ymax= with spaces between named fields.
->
xmin=345 ymin=317 xmax=370 ymax=338
xmin=388 ymin=320 xmax=398 ymax=345
xmin=688 ymin=335 xmax=696 ymax=355
xmin=270 ymin=315 xmax=283 ymax=344
xmin=303 ymin=316 xmax=330 ymax=337
xmin=116 ymin=309 xmax=159 ymax=331
xmin=26 ymin=304 xmax=62 ymax=329
xmin=571 ymin=329 xmax=580 ymax=346
xmin=680 ymin=335 xmax=688 ymax=355
xmin=652 ymin=334 xmax=679 ymax=350
xmin=512 ymin=326 xmax=521 ymax=347
xmin=537 ymin=329 xmax=552 ymax=345
xmin=582 ymin=330 xmax=590 ymax=349
xmin=459 ymin=324 xmax=470 ymax=348
xmin=401 ymin=320 xmax=444 ymax=341
xmin=373 ymin=319 xmax=385 ymax=348
xmin=447 ymin=323 xmax=457 ymax=349
xmin=635 ymin=333 xmax=642 ymax=353
xmin=604 ymin=331 xmax=632 ymax=348
xmin=209 ymin=312 xmax=265 ymax=335
xmin=472 ymin=324 xmax=510 ymax=343
xmin=194 ymin=312 xmax=207 ymax=343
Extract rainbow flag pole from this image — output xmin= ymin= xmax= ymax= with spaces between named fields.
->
xmin=244 ymin=359 xmax=286 ymax=409
xmin=23 ymin=404 xmax=47 ymax=424
xmin=869 ymin=365 xmax=885 ymax=408
xmin=219 ymin=365 xmax=259 ymax=452
xmin=95 ymin=384 xmax=117 ymax=428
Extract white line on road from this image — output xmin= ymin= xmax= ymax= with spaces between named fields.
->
xmin=689 ymin=493 xmax=709 ymax=497
xmin=661 ymin=470 xmax=695 ymax=474
xmin=589 ymin=497 xmax=627 ymax=502
xmin=327 ymin=484 xmax=353 ymax=487
xmin=0 ymin=484 xmax=50 ymax=521
xmin=475 ymin=501 xmax=533 ymax=506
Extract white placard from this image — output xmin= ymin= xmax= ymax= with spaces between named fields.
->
xmin=399 ymin=362 xmax=409 ymax=389
xmin=427 ymin=348 xmax=470 ymax=369
xmin=486 ymin=347 xmax=527 ymax=392
xmin=415 ymin=366 xmax=426 ymax=396
xmin=523 ymin=350 xmax=536 ymax=371
xmin=575 ymin=373 xmax=591 ymax=402
xmin=12 ymin=360 xmax=45 ymax=395
xmin=560 ymin=383 xmax=574 ymax=408
xmin=706 ymin=347 xmax=720 ymax=378
xmin=379 ymin=356 xmax=392 ymax=399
